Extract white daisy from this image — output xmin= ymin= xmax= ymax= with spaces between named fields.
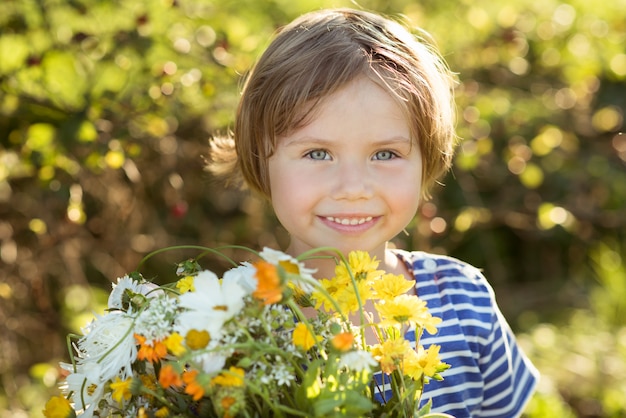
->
xmin=175 ymin=269 xmax=246 ymax=340
xmin=108 ymin=275 xmax=160 ymax=310
xmin=223 ymin=262 xmax=257 ymax=295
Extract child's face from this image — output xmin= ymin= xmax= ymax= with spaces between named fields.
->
xmin=268 ymin=76 xmax=422 ymax=259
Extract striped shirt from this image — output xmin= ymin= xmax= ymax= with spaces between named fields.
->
xmin=374 ymin=250 xmax=539 ymax=417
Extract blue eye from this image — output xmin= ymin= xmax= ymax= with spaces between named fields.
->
xmin=306 ymin=150 xmax=330 ymax=160
xmin=373 ymin=150 xmax=396 ymax=160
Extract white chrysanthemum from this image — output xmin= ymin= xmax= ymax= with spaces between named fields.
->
xmin=176 ymin=270 xmax=246 ymax=340
xmin=108 ymin=275 xmax=160 ymax=310
xmin=77 ymin=311 xmax=137 ymax=381
xmin=223 ymin=262 xmax=257 ymax=294
xmin=339 ymin=350 xmax=378 ymax=372
xmin=61 ymin=362 xmax=105 ymax=418
xmin=134 ymin=295 xmax=178 ymax=344
xmin=259 ymin=247 xmax=317 ymax=292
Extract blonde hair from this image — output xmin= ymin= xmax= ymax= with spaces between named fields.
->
xmin=209 ymin=8 xmax=457 ymax=200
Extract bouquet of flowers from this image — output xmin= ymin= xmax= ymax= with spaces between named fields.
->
xmin=44 ymin=246 xmax=451 ymax=418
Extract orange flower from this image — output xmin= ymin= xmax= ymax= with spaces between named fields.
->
xmin=331 ymin=332 xmax=354 ymax=352
xmin=222 ymin=396 xmax=236 ymax=410
xmin=135 ymin=334 xmax=168 ymax=363
xmin=158 ymin=364 xmax=183 ymax=388
xmin=182 ymin=369 xmax=205 ymax=401
xmin=252 ymin=261 xmax=283 ymax=305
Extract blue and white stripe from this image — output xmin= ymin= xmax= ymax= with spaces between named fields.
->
xmin=374 ymin=250 xmax=539 ymax=418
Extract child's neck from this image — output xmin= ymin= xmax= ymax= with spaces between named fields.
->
xmin=286 ymin=242 xmax=410 ymax=280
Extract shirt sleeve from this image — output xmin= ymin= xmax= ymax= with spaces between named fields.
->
xmin=399 ymin=250 xmax=540 ymax=417
xmin=476 ymin=285 xmax=539 ymax=418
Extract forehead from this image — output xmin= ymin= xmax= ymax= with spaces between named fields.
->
xmin=279 ymin=72 xmax=414 ymax=143
xmin=278 ymin=76 xmax=411 ymax=145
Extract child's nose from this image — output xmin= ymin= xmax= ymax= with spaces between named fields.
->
xmin=330 ymin=160 xmax=374 ymax=200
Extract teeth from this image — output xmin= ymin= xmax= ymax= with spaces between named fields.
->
xmin=326 ymin=216 xmax=373 ymax=225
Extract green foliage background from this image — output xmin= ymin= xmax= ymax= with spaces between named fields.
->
xmin=0 ymin=0 xmax=624 ymax=416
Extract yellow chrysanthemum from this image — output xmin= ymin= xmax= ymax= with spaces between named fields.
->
xmin=372 ymin=273 xmax=415 ymax=301
xmin=110 ymin=377 xmax=132 ymax=404
xmin=210 ymin=366 xmax=245 ymax=387
xmin=292 ymin=322 xmax=322 ymax=351
xmin=371 ymin=337 xmax=414 ymax=375
xmin=176 ymin=276 xmax=195 ymax=293
xmin=404 ymin=345 xmax=447 ymax=380
xmin=311 ymin=277 xmax=342 ymax=311
xmin=287 ymin=282 xmax=313 ymax=307
xmin=333 ymin=280 xmax=374 ymax=315
xmin=418 ymin=345 xmax=446 ymax=377
xmin=43 ymin=395 xmax=75 ymax=418
xmin=375 ymin=295 xmax=441 ymax=334
xmin=335 ymin=251 xmax=382 ymax=285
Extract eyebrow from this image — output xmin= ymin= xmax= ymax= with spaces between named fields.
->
xmin=281 ymin=135 xmax=412 ymax=147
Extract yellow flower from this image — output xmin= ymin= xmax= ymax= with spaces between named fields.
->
xmin=43 ymin=395 xmax=75 ymax=418
xmin=155 ymin=407 xmax=170 ymax=418
xmin=375 ymin=295 xmax=441 ymax=334
xmin=139 ymin=373 xmax=158 ymax=395
xmin=311 ymin=277 xmax=343 ymax=311
xmin=287 ymin=281 xmax=313 ymax=307
xmin=292 ymin=322 xmax=321 ymax=351
xmin=334 ymin=279 xmax=374 ymax=314
xmin=371 ymin=338 xmax=413 ymax=375
xmin=337 ymin=251 xmax=382 ymax=283
xmin=164 ymin=332 xmax=186 ymax=356
xmin=176 ymin=276 xmax=195 ymax=293
xmin=110 ymin=377 xmax=132 ymax=404
xmin=404 ymin=344 xmax=448 ymax=380
xmin=418 ymin=345 xmax=447 ymax=378
xmin=372 ymin=273 xmax=415 ymax=300
xmin=210 ymin=366 xmax=245 ymax=387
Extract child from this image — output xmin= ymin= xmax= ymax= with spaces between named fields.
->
xmin=209 ymin=8 xmax=539 ymax=417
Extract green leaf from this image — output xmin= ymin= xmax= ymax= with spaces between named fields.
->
xmin=0 ymin=34 xmax=30 ymax=74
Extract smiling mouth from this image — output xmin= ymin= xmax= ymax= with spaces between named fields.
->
xmin=325 ymin=216 xmax=373 ymax=226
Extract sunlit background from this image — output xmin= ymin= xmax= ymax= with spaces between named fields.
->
xmin=1 ymin=0 xmax=624 ymax=416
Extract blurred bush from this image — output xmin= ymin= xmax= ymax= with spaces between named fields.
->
xmin=0 ymin=0 xmax=624 ymax=416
